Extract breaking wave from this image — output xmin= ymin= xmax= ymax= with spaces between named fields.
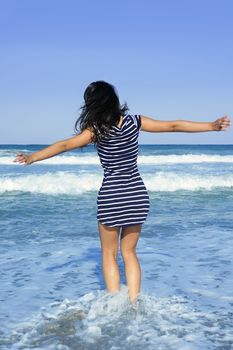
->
xmin=0 ymin=171 xmax=233 ymax=195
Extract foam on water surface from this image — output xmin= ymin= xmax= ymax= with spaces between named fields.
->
xmin=1 ymin=286 xmax=233 ymax=350
xmin=1 ymin=171 xmax=233 ymax=195
xmin=2 ymin=153 xmax=233 ymax=165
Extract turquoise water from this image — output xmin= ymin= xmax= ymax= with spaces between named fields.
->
xmin=0 ymin=144 xmax=233 ymax=349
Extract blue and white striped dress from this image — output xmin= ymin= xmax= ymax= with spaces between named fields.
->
xmin=96 ymin=114 xmax=150 ymax=227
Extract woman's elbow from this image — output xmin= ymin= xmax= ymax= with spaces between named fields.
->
xmin=170 ymin=120 xmax=183 ymax=132
xmin=56 ymin=140 xmax=69 ymax=152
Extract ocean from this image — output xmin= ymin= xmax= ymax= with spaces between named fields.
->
xmin=0 ymin=144 xmax=233 ymax=350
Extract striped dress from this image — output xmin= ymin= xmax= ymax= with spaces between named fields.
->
xmin=96 ymin=114 xmax=150 ymax=227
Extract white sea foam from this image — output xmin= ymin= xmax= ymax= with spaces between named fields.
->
xmin=0 ymin=172 xmax=99 ymax=195
xmin=139 ymin=154 xmax=233 ymax=164
xmin=1 ymin=153 xmax=233 ymax=165
xmin=0 ymin=171 xmax=232 ymax=195
xmin=2 ymin=286 xmax=231 ymax=350
xmin=0 ymin=155 xmax=100 ymax=165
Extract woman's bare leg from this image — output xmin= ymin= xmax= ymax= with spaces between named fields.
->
xmin=98 ymin=222 xmax=121 ymax=293
xmin=120 ymin=224 xmax=142 ymax=304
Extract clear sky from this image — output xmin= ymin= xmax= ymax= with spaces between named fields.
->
xmin=0 ymin=0 xmax=232 ymax=144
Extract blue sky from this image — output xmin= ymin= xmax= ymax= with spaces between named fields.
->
xmin=0 ymin=0 xmax=232 ymax=144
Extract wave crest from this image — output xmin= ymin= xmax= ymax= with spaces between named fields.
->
xmin=0 ymin=171 xmax=232 ymax=195
xmin=1 ymin=154 xmax=233 ymax=165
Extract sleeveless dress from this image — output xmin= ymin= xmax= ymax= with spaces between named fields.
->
xmin=96 ymin=114 xmax=150 ymax=228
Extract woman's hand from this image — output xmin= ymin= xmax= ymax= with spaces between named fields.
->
xmin=212 ymin=115 xmax=231 ymax=131
xmin=13 ymin=153 xmax=34 ymax=165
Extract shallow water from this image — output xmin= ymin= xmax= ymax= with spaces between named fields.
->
xmin=0 ymin=144 xmax=233 ymax=349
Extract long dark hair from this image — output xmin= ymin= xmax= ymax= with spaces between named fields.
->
xmin=74 ymin=81 xmax=129 ymax=145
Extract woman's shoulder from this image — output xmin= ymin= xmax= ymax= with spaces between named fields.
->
xmin=128 ymin=114 xmax=141 ymax=131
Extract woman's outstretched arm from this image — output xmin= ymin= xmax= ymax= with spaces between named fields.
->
xmin=141 ymin=115 xmax=231 ymax=133
xmin=13 ymin=128 xmax=95 ymax=165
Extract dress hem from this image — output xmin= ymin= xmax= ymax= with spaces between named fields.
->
xmin=97 ymin=219 xmax=146 ymax=228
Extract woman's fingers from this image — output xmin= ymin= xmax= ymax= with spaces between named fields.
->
xmin=13 ymin=153 xmax=30 ymax=164
xmin=13 ymin=154 xmax=21 ymax=162
xmin=220 ymin=116 xmax=231 ymax=131
xmin=214 ymin=115 xmax=231 ymax=131
xmin=13 ymin=153 xmax=24 ymax=162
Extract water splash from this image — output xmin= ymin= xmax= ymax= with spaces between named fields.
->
xmin=1 ymin=285 xmax=232 ymax=349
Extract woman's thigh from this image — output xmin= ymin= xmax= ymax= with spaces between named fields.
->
xmin=120 ymin=224 xmax=142 ymax=253
xmin=98 ymin=222 xmax=121 ymax=258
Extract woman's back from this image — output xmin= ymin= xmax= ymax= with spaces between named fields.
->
xmin=96 ymin=114 xmax=150 ymax=228
xmin=96 ymin=114 xmax=142 ymax=176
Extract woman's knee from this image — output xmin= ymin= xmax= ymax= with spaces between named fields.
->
xmin=102 ymin=248 xmax=119 ymax=261
xmin=120 ymin=247 xmax=137 ymax=261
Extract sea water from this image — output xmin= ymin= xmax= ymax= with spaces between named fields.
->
xmin=0 ymin=144 xmax=233 ymax=350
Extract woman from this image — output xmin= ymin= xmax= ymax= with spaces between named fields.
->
xmin=14 ymin=80 xmax=231 ymax=304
